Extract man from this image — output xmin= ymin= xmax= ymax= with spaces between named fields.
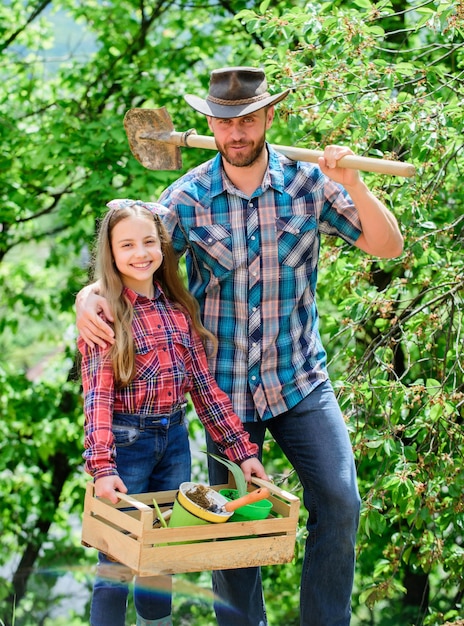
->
xmin=77 ymin=67 xmax=403 ymax=626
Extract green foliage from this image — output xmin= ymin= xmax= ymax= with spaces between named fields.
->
xmin=207 ymin=453 xmax=248 ymax=496
xmin=1 ymin=0 xmax=463 ymax=624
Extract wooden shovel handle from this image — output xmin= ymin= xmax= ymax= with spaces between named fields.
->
xmin=223 ymin=487 xmax=271 ymax=512
xmin=274 ymin=145 xmax=415 ymax=178
xmin=180 ymin=133 xmax=415 ymax=178
xmin=167 ymin=131 xmax=413 ymax=178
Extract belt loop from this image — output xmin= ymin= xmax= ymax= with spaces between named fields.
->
xmin=140 ymin=415 xmax=145 ymax=431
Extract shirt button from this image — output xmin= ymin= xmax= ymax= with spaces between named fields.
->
xmin=208 ymin=237 xmax=213 ymax=243
xmin=251 ymin=235 xmax=256 ymax=241
xmin=251 ymin=375 xmax=257 ymax=381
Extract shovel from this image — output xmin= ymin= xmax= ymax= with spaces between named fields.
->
xmin=123 ymin=107 xmax=415 ymax=178
xmin=207 ymin=487 xmax=271 ymax=514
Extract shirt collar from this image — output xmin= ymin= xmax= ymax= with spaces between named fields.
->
xmin=267 ymin=145 xmax=285 ymax=192
xmin=210 ymin=143 xmax=285 ymax=198
xmin=123 ymin=281 xmax=164 ymax=304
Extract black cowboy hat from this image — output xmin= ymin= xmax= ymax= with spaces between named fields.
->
xmin=184 ymin=66 xmax=290 ymax=119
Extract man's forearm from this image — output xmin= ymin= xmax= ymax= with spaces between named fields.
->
xmin=76 ymin=281 xmax=101 ymax=310
xmin=346 ymin=180 xmax=404 ymax=258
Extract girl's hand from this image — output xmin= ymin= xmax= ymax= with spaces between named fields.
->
xmin=94 ymin=475 xmax=128 ymax=504
xmin=240 ymin=458 xmax=268 ymax=482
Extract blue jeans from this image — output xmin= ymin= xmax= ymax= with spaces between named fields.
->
xmin=90 ymin=408 xmax=191 ymax=626
xmin=207 ymin=381 xmax=361 ymax=626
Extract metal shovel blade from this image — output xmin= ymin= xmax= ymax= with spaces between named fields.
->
xmin=123 ymin=108 xmax=182 ymax=171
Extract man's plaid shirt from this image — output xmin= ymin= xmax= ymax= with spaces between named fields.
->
xmin=161 ymin=145 xmax=362 ymax=423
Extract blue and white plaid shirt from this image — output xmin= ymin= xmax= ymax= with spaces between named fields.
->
xmin=161 ymin=145 xmax=362 ymax=422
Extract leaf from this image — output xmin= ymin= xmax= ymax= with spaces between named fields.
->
xmin=371 ymin=509 xmax=387 ymax=535
xmin=365 ymin=438 xmax=384 ymax=448
xmin=395 ymin=62 xmax=416 ymax=76
xmin=419 ymin=221 xmax=437 ymax=230
xmin=426 ymin=378 xmax=441 ymax=395
xmin=207 ymin=453 xmax=247 ymax=496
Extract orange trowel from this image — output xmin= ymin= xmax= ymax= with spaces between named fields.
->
xmin=207 ymin=487 xmax=270 ymax=514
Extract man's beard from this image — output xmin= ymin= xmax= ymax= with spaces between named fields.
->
xmin=217 ymin=135 xmax=266 ymax=167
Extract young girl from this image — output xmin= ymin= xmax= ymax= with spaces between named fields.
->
xmin=78 ymin=199 xmax=267 ymax=626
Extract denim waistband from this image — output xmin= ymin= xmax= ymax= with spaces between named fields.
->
xmin=113 ymin=404 xmax=186 ymax=430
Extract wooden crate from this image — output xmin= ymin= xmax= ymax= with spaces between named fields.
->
xmin=81 ymin=477 xmax=300 ymax=577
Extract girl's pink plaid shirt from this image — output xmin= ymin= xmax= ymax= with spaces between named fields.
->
xmin=78 ymin=282 xmax=258 ymax=479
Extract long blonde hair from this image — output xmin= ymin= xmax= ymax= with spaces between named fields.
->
xmin=93 ymin=202 xmax=217 ymax=386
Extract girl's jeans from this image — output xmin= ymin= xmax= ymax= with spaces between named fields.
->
xmin=90 ymin=407 xmax=191 ymax=626
xmin=207 ymin=380 xmax=361 ymax=626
